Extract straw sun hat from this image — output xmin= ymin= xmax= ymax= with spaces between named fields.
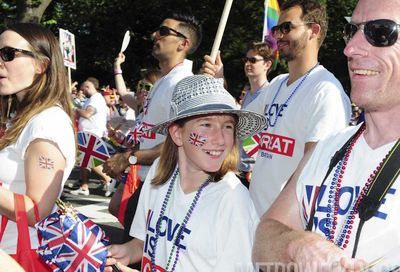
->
xmin=150 ymin=75 xmax=266 ymax=140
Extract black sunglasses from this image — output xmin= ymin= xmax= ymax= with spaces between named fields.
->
xmin=157 ymin=25 xmax=187 ymax=39
xmin=343 ymin=19 xmax=400 ymax=47
xmin=0 ymin=46 xmax=34 ymax=62
xmin=242 ymin=57 xmax=265 ymax=64
xmin=272 ymin=21 xmax=314 ymax=36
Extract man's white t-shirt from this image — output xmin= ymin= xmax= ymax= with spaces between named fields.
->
xmin=0 ymin=107 xmax=76 ymax=253
xmin=78 ymin=92 xmax=108 ymax=137
xmin=137 ymin=59 xmax=193 ymax=181
xmin=247 ymin=65 xmax=351 ymax=216
xmin=130 ymin=159 xmax=259 ymax=271
xmin=296 ymin=124 xmax=400 ymax=263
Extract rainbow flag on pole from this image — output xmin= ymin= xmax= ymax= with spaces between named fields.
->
xmin=262 ymin=0 xmax=280 ymax=68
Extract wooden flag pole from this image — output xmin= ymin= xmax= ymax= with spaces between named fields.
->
xmin=210 ymin=0 xmax=233 ymax=62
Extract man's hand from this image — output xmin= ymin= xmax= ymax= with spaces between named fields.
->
xmin=286 ymin=230 xmax=367 ymax=272
xmin=103 ymin=151 xmax=131 ymax=178
xmin=200 ymin=52 xmax=224 ymax=78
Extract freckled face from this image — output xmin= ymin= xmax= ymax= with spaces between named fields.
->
xmin=170 ymin=114 xmax=236 ymax=174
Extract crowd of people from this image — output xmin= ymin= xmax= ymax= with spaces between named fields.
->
xmin=1 ymin=0 xmax=399 ymax=271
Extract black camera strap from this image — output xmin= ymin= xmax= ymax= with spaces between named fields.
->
xmin=352 ymin=138 xmax=400 ymax=257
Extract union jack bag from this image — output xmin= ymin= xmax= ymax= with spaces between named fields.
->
xmin=35 ymin=200 xmax=109 ymax=272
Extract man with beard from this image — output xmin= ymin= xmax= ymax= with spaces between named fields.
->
xmin=103 ymin=13 xmax=202 ymax=242
xmin=201 ymin=0 xmax=351 ymax=216
xmin=245 ymin=0 xmax=352 ymax=216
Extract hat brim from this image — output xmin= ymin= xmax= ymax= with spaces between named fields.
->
xmin=149 ymin=105 xmax=266 ymax=140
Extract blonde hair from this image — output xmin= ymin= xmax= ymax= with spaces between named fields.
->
xmin=151 ymin=117 xmax=239 ymax=186
xmin=0 ymin=23 xmax=73 ymax=149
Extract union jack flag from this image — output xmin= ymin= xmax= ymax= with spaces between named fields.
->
xmin=242 ymin=134 xmax=261 ymax=158
xmin=189 ymin=132 xmax=207 ymax=147
xmin=126 ymin=125 xmax=143 ymax=146
xmin=36 ymin=207 xmax=109 ymax=272
xmin=77 ymin=132 xmax=110 ymax=168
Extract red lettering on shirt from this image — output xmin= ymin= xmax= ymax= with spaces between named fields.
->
xmin=141 ymin=122 xmax=156 ymax=139
xmin=259 ymin=133 xmax=295 ymax=157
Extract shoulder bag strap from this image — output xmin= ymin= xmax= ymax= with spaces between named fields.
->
xmin=352 ymin=139 xmax=400 ymax=257
xmin=305 ymin=124 xmax=365 ymax=231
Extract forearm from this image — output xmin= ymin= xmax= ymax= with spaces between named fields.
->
xmin=76 ymin=108 xmax=93 ymax=119
xmin=0 ymin=186 xmax=16 ymax=220
xmin=135 ymin=144 xmax=162 ymax=166
xmin=253 ymin=218 xmax=296 ymax=265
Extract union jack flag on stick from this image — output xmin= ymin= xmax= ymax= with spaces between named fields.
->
xmin=77 ymin=132 xmax=111 ymax=168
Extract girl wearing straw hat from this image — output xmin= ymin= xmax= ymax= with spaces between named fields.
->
xmin=106 ymin=75 xmax=266 ymax=272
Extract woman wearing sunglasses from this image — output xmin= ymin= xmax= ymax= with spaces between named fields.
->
xmin=0 ymin=23 xmax=75 ymax=271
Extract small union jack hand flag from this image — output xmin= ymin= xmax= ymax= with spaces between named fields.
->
xmin=189 ymin=132 xmax=207 ymax=147
xmin=77 ymin=132 xmax=111 ymax=168
xmin=125 ymin=126 xmax=143 ymax=146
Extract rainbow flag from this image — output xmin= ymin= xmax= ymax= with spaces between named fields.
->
xmin=262 ymin=0 xmax=280 ymax=69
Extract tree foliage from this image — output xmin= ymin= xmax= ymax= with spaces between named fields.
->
xmin=1 ymin=0 xmax=358 ymax=97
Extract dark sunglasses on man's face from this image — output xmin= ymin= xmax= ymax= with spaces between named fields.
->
xmin=242 ymin=57 xmax=265 ymax=64
xmin=343 ymin=19 xmax=400 ymax=47
xmin=0 ymin=46 xmax=34 ymax=62
xmin=271 ymin=21 xmax=314 ymax=37
xmin=157 ymin=25 xmax=187 ymax=39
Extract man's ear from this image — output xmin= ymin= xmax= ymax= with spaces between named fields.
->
xmin=169 ymin=123 xmax=183 ymax=146
xmin=309 ymin=23 xmax=321 ymax=40
xmin=178 ymin=38 xmax=191 ymax=52
xmin=35 ymin=58 xmax=50 ymax=74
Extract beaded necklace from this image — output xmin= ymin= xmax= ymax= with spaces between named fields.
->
xmin=267 ymin=62 xmax=319 ymax=128
xmin=151 ymin=168 xmax=210 ymax=272
xmin=324 ymin=124 xmax=391 ymax=249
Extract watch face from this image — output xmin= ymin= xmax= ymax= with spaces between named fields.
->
xmin=129 ymin=155 xmax=137 ymax=165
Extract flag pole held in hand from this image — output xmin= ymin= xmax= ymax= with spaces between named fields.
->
xmin=210 ymin=0 xmax=233 ymax=62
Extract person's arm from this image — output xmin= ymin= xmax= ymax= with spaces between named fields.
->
xmin=114 ymin=53 xmax=139 ymax=111
xmin=0 ymin=139 xmax=66 ymax=225
xmin=103 ymin=143 xmax=163 ymax=178
xmin=253 ymin=145 xmax=366 ymax=271
xmin=105 ymin=239 xmax=144 ymax=272
xmin=0 ymin=249 xmax=24 ymax=272
xmin=76 ymin=105 xmax=96 ymax=119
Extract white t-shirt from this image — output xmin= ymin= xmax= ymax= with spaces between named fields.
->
xmin=296 ymin=124 xmax=400 ymax=263
xmin=0 ymin=107 xmax=76 ymax=253
xmin=137 ymin=60 xmax=193 ymax=181
xmin=78 ymin=92 xmax=108 ymax=137
xmin=247 ymin=65 xmax=351 ymax=216
xmin=130 ymin=159 xmax=259 ymax=271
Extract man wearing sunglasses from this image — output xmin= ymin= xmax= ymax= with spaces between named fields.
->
xmin=253 ymin=0 xmax=400 ymax=270
xmin=104 ymin=13 xmax=202 ymax=244
xmin=245 ymin=0 xmax=351 ymax=217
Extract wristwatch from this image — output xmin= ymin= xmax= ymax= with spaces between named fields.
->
xmin=128 ymin=155 xmax=137 ymax=165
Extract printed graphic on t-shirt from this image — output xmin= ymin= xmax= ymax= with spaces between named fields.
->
xmin=259 ymin=132 xmax=295 ymax=158
xmin=301 ymin=183 xmax=396 ymax=234
xmin=264 ymin=102 xmax=288 ymax=128
xmin=143 ymin=209 xmax=191 ymax=271
xmin=141 ymin=122 xmax=156 ymax=140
